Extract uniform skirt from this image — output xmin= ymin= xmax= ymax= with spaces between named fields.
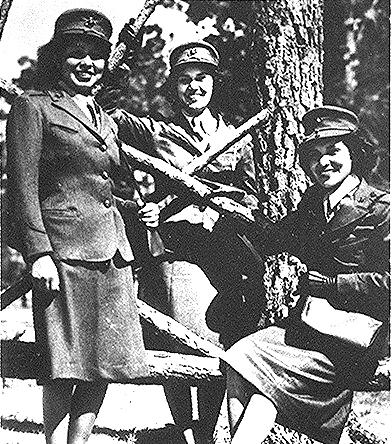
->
xmin=225 ymin=324 xmax=353 ymax=444
xmin=32 ymin=253 xmax=149 ymax=384
xmin=138 ymin=221 xmax=254 ymax=352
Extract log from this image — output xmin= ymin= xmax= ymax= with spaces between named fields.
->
xmin=1 ymin=277 xmax=226 ymax=361
xmin=107 ymin=0 xmax=161 ymax=72
xmin=0 ymin=340 xmax=222 ymax=384
xmin=0 ymin=0 xmax=13 ymax=40
xmin=121 ymin=143 xmax=255 ymax=224
xmin=0 ymin=77 xmax=23 ymax=101
xmin=137 ymin=299 xmax=226 ymax=361
xmin=183 ymin=108 xmax=269 ymax=175
xmin=1 ymin=274 xmax=32 ymax=310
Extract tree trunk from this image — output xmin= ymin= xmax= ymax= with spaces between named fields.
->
xmin=250 ymin=0 xmax=323 ymax=322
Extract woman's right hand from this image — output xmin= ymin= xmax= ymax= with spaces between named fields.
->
xmin=31 ymin=255 xmax=60 ymax=292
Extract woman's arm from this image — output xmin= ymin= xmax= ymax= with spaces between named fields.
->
xmin=236 ymin=138 xmax=260 ymax=211
xmin=333 ymin=200 xmax=390 ymax=320
xmin=110 ymin=108 xmax=156 ymax=154
xmin=6 ymin=94 xmax=53 ymax=262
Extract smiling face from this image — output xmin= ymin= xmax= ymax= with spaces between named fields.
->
xmin=307 ymin=140 xmax=353 ymax=189
xmin=176 ymin=65 xmax=214 ymax=116
xmin=60 ymin=37 xmax=107 ymax=95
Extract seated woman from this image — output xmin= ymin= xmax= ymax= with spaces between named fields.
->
xmin=225 ymin=105 xmax=390 ymax=444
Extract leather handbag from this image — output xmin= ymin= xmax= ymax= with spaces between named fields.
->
xmin=300 ymin=295 xmax=384 ymax=349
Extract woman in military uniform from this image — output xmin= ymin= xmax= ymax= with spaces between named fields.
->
xmin=225 ymin=106 xmax=390 ymax=444
xmin=6 ymin=9 xmax=158 ymax=443
xmin=102 ymin=41 xmax=261 ymax=444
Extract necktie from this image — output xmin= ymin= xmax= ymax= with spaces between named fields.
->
xmin=191 ymin=116 xmax=205 ymax=141
xmin=87 ymin=102 xmax=99 ymax=129
xmin=325 ymin=198 xmax=335 ymax=222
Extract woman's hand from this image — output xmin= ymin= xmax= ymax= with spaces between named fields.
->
xmin=138 ymin=202 xmax=160 ymax=228
xmin=202 ymin=207 xmax=220 ymax=232
xmin=31 ymin=255 xmax=60 ymax=292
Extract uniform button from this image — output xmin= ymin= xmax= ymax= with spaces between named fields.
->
xmin=101 ymin=171 xmax=109 ymax=179
xmin=100 ymin=144 xmax=107 ymax=152
xmin=104 ymin=199 xmax=111 ymax=208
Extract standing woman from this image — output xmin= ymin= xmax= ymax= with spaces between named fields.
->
xmin=225 ymin=106 xmax=390 ymax=444
xmin=6 ymin=9 xmax=157 ymax=443
xmin=103 ymin=41 xmax=261 ymax=443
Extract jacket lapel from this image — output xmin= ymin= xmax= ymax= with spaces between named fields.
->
xmin=328 ymin=179 xmax=374 ymax=232
xmin=171 ymin=111 xmax=208 ymax=156
xmin=48 ymin=90 xmax=106 ymax=145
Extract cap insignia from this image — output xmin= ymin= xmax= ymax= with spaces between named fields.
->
xmin=84 ymin=16 xmax=98 ymax=28
xmin=184 ymin=48 xmax=198 ymax=57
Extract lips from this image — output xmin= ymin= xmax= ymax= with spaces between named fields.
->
xmin=75 ymin=71 xmax=95 ymax=81
xmin=319 ymin=168 xmax=335 ymax=175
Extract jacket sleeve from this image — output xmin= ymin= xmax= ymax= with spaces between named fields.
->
xmin=6 ymin=94 xmax=53 ymax=262
xmin=252 ymin=208 xmax=303 ymax=257
xmin=110 ymin=109 xmax=156 ymax=155
xmin=334 ymin=196 xmax=390 ymax=320
xmin=236 ymin=137 xmax=260 ymax=211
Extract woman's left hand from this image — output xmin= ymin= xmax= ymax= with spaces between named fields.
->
xmin=138 ymin=202 xmax=160 ymax=228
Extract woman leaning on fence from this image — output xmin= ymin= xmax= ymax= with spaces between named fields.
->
xmin=5 ymin=9 xmax=159 ymax=444
xmin=97 ymin=40 xmax=262 ymax=444
xmin=225 ymin=106 xmax=390 ymax=444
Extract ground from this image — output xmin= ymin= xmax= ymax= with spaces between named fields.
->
xmin=1 ymin=300 xmax=391 ymax=443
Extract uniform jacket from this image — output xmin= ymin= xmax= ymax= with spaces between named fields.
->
xmin=260 ymin=179 xmax=390 ymax=322
xmin=6 ymin=89 xmax=134 ymax=263
xmin=111 ymin=108 xmax=259 ymax=213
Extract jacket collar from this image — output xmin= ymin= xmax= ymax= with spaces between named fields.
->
xmin=47 ymin=89 xmax=110 ymax=145
xmin=328 ymin=178 xmax=383 ymax=231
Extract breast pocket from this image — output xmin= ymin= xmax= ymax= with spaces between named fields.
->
xmin=42 ymin=208 xmax=81 ymax=219
xmin=50 ymin=122 xmax=79 ymax=136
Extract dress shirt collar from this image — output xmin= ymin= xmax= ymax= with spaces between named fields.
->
xmin=323 ymin=174 xmax=360 ymax=221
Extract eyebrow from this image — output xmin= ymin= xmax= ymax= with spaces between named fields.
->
xmin=178 ymin=72 xmax=208 ymax=79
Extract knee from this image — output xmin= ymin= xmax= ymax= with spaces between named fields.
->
xmin=226 ymin=366 xmax=255 ymax=403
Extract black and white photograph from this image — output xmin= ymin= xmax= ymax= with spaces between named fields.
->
xmin=0 ymin=1 xmax=390 ymax=443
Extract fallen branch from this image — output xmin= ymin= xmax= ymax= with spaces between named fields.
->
xmin=0 ymin=77 xmax=23 ymax=101
xmin=107 ymin=0 xmax=161 ymax=72
xmin=121 ymin=143 xmax=255 ymax=225
xmin=1 ymin=276 xmax=226 ymax=361
xmin=137 ymin=299 xmax=226 ymax=360
xmin=183 ymin=108 xmax=269 ymax=175
xmin=0 ymin=0 xmax=13 ymax=40
xmin=0 ymin=340 xmax=222 ymax=384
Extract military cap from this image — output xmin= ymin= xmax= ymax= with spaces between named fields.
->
xmin=169 ymin=41 xmax=219 ymax=70
xmin=300 ymin=105 xmax=359 ymax=149
xmin=53 ymin=9 xmax=112 ymax=45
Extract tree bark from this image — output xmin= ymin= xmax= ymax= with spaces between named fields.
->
xmin=250 ymin=0 xmax=323 ymax=322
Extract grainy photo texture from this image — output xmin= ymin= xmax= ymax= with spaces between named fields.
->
xmin=0 ymin=1 xmax=390 ymax=443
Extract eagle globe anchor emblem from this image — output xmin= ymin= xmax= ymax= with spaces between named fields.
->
xmin=84 ymin=16 xmax=99 ymax=28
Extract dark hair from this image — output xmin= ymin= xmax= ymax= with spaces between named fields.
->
xmin=299 ymin=129 xmax=377 ymax=179
xmin=161 ymin=63 xmax=224 ymax=113
xmin=34 ymin=35 xmax=110 ymax=90
xmin=341 ymin=129 xmax=377 ymax=177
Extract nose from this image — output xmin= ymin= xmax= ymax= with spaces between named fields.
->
xmin=80 ymin=55 xmax=93 ymax=66
xmin=188 ymin=79 xmax=199 ymax=90
xmin=318 ymin=154 xmax=331 ymax=167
